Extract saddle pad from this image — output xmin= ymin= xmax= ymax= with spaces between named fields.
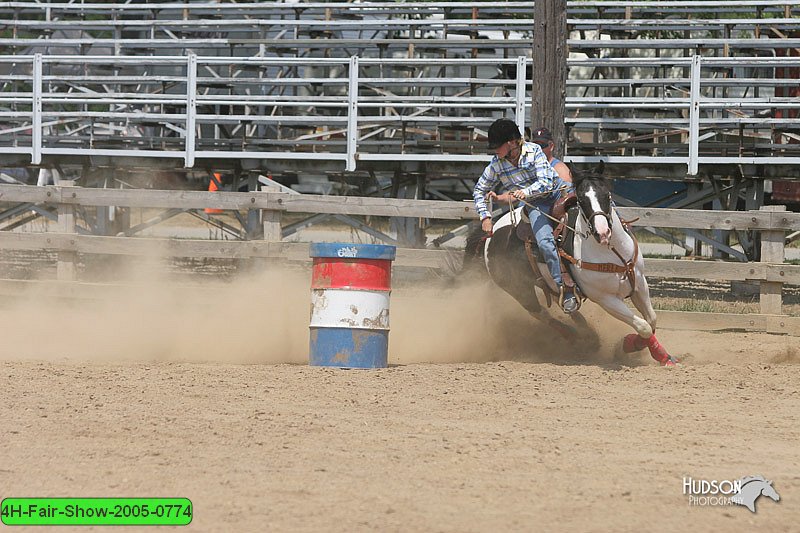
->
xmin=514 ymin=220 xmax=545 ymax=263
xmin=559 ymin=206 xmax=580 ymax=258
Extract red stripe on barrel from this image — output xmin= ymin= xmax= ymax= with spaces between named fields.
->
xmin=311 ymin=258 xmax=392 ymax=291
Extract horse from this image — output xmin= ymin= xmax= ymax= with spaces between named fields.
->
xmin=468 ymin=165 xmax=679 ymax=366
xmin=730 ymin=476 xmax=780 ymax=513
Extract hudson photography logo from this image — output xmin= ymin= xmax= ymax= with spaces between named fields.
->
xmin=683 ymin=475 xmax=781 ymax=513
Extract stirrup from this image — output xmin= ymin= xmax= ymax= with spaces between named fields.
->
xmin=559 ymin=285 xmax=580 ymax=314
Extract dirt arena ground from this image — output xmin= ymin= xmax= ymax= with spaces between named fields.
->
xmin=1 ymin=267 xmax=799 ymax=532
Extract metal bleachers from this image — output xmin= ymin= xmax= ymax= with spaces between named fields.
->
xmin=0 ymin=1 xmax=799 ymax=184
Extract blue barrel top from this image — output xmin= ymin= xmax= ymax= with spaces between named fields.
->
xmin=309 ymin=242 xmax=396 ymax=261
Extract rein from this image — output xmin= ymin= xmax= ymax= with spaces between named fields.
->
xmin=480 ymin=185 xmax=583 ymax=244
xmin=513 ymin=189 xmax=587 ymax=239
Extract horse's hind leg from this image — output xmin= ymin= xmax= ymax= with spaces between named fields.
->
xmin=499 ymin=282 xmax=578 ymax=341
xmin=569 ymin=311 xmax=601 ymax=350
xmin=594 ymin=296 xmax=677 ymax=366
xmin=532 ymin=308 xmax=579 ymax=341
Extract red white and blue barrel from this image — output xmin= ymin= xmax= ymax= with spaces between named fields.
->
xmin=309 ymin=242 xmax=396 ymax=368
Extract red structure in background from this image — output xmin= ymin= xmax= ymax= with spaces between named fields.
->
xmin=772 ymin=32 xmax=800 ymax=204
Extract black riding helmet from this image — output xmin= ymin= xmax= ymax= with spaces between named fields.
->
xmin=487 ymin=118 xmax=522 ymax=150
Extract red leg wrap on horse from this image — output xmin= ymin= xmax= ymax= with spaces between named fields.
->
xmin=646 ymin=335 xmax=670 ymax=363
xmin=623 ymin=333 xmax=648 ymax=353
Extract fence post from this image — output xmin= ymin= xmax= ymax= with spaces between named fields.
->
xmin=759 ymin=205 xmax=786 ymax=315
xmin=687 ymin=54 xmax=701 ymax=176
xmin=246 ymin=173 xmax=260 ymax=239
xmin=57 ymin=181 xmax=77 ymax=281
xmin=260 ymin=185 xmax=283 ymax=243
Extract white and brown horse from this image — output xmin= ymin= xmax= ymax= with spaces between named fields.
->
xmin=467 ymin=168 xmax=679 ymax=366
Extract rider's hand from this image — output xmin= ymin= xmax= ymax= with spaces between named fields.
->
xmin=510 ymin=189 xmax=527 ymax=201
xmin=481 ymin=217 xmax=493 ymax=233
xmin=493 ymin=192 xmax=514 ymax=203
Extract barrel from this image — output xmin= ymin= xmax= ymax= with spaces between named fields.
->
xmin=309 ymin=243 xmax=396 ymax=368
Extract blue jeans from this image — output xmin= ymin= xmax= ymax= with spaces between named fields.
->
xmin=528 ymin=202 xmax=563 ymax=286
xmin=527 ymin=178 xmax=571 ymax=287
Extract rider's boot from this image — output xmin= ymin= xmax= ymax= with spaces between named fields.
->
xmin=557 ymin=259 xmax=579 ymax=314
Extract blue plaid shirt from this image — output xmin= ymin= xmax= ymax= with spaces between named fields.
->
xmin=473 ymin=141 xmax=559 ymax=220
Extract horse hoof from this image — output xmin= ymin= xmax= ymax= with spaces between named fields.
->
xmin=661 ymin=356 xmax=681 ymax=367
xmin=622 ymin=333 xmax=647 ymax=353
xmin=548 ymin=318 xmax=577 ymax=341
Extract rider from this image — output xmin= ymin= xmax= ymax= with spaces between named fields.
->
xmin=473 ymin=118 xmax=578 ymax=314
xmin=531 ymin=126 xmax=572 ymax=184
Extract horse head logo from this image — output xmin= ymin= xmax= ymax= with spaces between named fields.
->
xmin=730 ymin=476 xmax=780 ymax=513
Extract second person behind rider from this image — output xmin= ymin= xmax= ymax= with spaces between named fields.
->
xmin=473 ymin=118 xmax=577 ymax=314
xmin=531 ymin=126 xmax=572 ymax=184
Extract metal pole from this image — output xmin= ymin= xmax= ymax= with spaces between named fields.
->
xmin=32 ymin=53 xmax=43 ymax=164
xmin=346 ymin=55 xmax=359 ymax=172
xmin=185 ymin=52 xmax=197 ymax=168
xmin=688 ymin=54 xmax=701 ymax=175
xmin=515 ymin=56 xmax=526 ymax=136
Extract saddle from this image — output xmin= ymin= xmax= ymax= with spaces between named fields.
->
xmin=514 ymin=192 xmax=582 ymax=311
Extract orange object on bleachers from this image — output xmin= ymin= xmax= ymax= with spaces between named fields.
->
xmin=205 ymin=172 xmax=223 ymax=214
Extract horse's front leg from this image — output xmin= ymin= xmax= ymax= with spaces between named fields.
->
xmin=593 ymin=295 xmax=677 ymax=366
xmin=630 ymin=273 xmax=657 ymax=332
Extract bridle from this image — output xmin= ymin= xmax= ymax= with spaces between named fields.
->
xmin=577 ymin=189 xmax=613 ymax=243
xmin=578 ymin=193 xmax=614 ymax=240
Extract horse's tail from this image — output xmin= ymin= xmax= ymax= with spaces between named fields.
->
xmin=433 ymin=224 xmax=488 ymax=285
xmin=462 ymin=225 xmax=488 ymax=276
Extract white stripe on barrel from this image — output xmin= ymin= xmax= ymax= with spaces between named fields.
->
xmin=310 ymin=289 xmax=390 ymax=330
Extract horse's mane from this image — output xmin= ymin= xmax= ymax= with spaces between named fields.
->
xmin=571 ymin=161 xmax=608 ymax=195
xmin=739 ymin=476 xmax=769 ymax=487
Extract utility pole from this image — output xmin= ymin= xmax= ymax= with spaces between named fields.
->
xmin=531 ymin=0 xmax=568 ymax=154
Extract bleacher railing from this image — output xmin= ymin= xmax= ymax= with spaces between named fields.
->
xmin=2 ymin=53 xmax=800 ymax=174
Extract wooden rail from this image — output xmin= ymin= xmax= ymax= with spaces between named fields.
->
xmin=0 ymin=183 xmax=798 ymax=335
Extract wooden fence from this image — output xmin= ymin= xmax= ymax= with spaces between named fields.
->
xmin=0 ymin=183 xmax=798 ymax=335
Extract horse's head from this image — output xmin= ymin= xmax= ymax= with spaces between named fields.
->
xmin=760 ymin=480 xmax=781 ymax=502
xmin=736 ymin=476 xmax=781 ymax=510
xmin=573 ymin=164 xmax=613 ymax=245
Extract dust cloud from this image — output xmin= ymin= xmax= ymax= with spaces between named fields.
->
xmin=5 ymin=252 xmax=792 ymax=366
xmin=0 ymin=251 xmax=626 ymax=365
xmin=0 ymin=262 xmax=311 ymax=364
xmin=391 ymin=281 xmax=616 ymax=364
